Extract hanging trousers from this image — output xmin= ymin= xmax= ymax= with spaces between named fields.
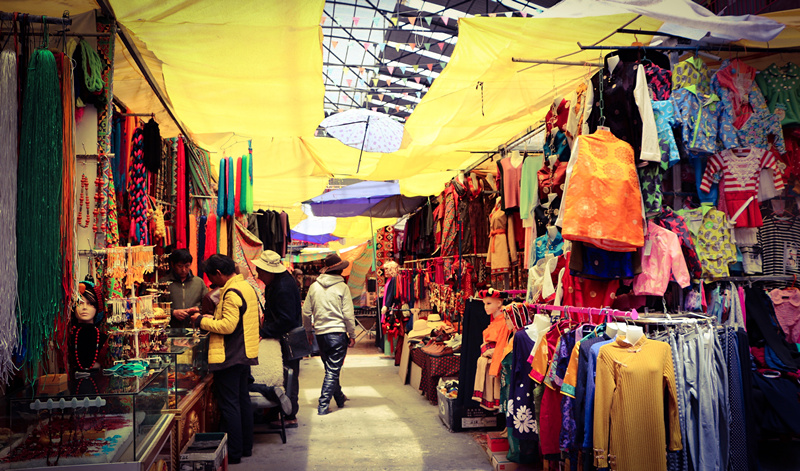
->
xmin=316 ymin=332 xmax=349 ymax=408
xmin=214 ymin=364 xmax=253 ymax=461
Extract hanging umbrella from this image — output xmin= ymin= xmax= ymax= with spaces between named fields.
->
xmin=360 ymin=195 xmax=427 ymax=219
xmin=319 ymin=109 xmax=405 ymax=173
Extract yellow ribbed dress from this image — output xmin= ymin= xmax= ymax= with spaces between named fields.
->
xmin=593 ymin=337 xmax=682 ymax=471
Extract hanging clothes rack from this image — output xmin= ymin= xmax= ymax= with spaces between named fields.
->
xmin=577 ymin=42 xmax=800 ymax=54
xmin=403 ymin=253 xmax=487 ymax=265
xmin=0 ymin=12 xmax=72 ymax=25
xmin=511 ymin=58 xmax=602 ymax=67
xmin=527 ymin=303 xmax=640 ymax=321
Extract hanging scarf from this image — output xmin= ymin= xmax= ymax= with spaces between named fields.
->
xmin=226 ymin=157 xmax=235 ymax=217
xmin=217 ymin=158 xmax=227 ymax=217
xmin=247 ymin=146 xmax=254 ymax=213
xmin=175 ymin=137 xmax=187 ymax=248
xmin=189 ymin=213 xmax=198 ymax=275
xmin=128 ymin=128 xmax=148 ymax=245
xmin=235 ymin=156 xmax=242 ymax=217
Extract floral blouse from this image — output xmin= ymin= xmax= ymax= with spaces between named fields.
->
xmin=633 ymin=222 xmax=691 ymax=296
xmin=712 ymin=59 xmax=786 ymax=154
xmin=676 ymin=206 xmax=737 ymax=279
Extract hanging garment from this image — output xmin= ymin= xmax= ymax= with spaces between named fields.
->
xmin=672 ymin=56 xmax=713 ymax=94
xmin=439 ymin=184 xmax=459 ymax=256
xmin=558 ymin=254 xmax=619 ymax=309
xmin=652 ymin=100 xmax=680 ymax=167
xmin=644 ymin=62 xmax=672 ymax=100
xmin=499 ymin=156 xmax=524 ymax=210
xmin=593 ymin=337 xmax=682 ymax=471
xmin=756 ymin=62 xmax=800 ymax=126
xmin=457 ymin=300 xmax=491 ymax=410
xmin=487 ymin=204 xmax=517 ymax=274
xmin=676 ymin=206 xmax=737 ymax=279
xmin=508 ymin=329 xmax=540 ymax=440
xmin=632 ymin=222 xmax=691 ymax=296
xmin=651 ymin=207 xmax=703 ymax=281
xmin=713 ymin=59 xmax=786 ymax=154
xmin=770 ymin=288 xmax=800 ymax=344
xmin=559 ymin=129 xmax=645 ymax=252
xmin=569 ymin=241 xmax=637 ymax=280
xmin=638 ymin=162 xmax=666 ymax=214
xmin=565 ymin=81 xmax=590 ymax=147
xmin=700 ymin=147 xmax=784 ymax=227
xmin=472 ymin=315 xmax=511 ymax=409
xmin=520 ymin=154 xmax=545 ymax=225
xmin=757 ymin=213 xmax=800 ymax=277
xmin=587 ymin=56 xmax=660 ymax=163
xmin=671 ymin=85 xmax=724 ymax=155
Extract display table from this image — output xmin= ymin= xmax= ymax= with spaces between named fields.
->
xmin=410 ymin=348 xmax=460 ymax=405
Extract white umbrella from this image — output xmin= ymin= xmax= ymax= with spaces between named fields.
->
xmin=319 ymin=109 xmax=405 ymax=172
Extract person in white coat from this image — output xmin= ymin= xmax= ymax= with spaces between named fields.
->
xmin=302 ymin=254 xmax=356 ymax=415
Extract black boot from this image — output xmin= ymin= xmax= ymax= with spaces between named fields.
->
xmin=335 ymin=393 xmax=348 ymax=408
xmin=317 ymin=404 xmax=330 ymax=415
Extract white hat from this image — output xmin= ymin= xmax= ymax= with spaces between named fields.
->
xmin=252 ymin=250 xmax=287 ymax=274
xmin=407 ymin=320 xmax=430 ymax=339
xmin=427 ymin=314 xmax=445 ymax=329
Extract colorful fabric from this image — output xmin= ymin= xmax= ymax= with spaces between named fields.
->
xmin=644 ymin=62 xmax=672 ymax=100
xmin=652 ymin=207 xmax=703 ymax=281
xmin=713 ymin=59 xmax=786 ymax=154
xmin=639 ymin=163 xmax=665 ymax=214
xmin=672 ymin=56 xmax=712 ymax=94
xmin=175 ymin=137 xmax=187 ymax=248
xmin=570 ymin=242 xmax=636 ymax=280
xmin=671 ymin=85 xmax=724 ymax=154
xmin=487 ymin=204 xmax=517 ymax=274
xmin=100 ymin=156 xmax=119 ymax=247
xmin=676 ymin=206 xmax=737 ymax=279
xmin=440 ymin=184 xmax=459 ymax=256
xmin=127 ymin=129 xmax=149 ymax=245
xmin=652 ymin=100 xmax=680 ymax=167
xmin=700 ymin=147 xmax=785 ymax=194
xmin=633 ymin=222 xmax=691 ymax=296
xmin=560 ymin=129 xmax=645 ymax=252
xmin=534 ymin=231 xmax=564 ymax=264
xmin=770 ymin=288 xmax=800 ymax=344
xmin=757 ymin=214 xmax=800 ymax=277
xmin=560 ymin=253 xmax=620 ymax=308
xmin=756 ymin=62 xmax=800 ymax=126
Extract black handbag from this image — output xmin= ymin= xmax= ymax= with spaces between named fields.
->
xmin=281 ymin=326 xmax=320 ymax=361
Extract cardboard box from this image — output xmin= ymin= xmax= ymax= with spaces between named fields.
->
xmin=486 ymin=431 xmax=510 ymax=453
xmin=491 ymin=452 xmax=519 ymax=471
xmin=180 ymin=432 xmax=227 ymax=471
xmin=409 ymin=363 xmax=423 ymax=394
xmin=461 ymin=405 xmax=501 ymax=430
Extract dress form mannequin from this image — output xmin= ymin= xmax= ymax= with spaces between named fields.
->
xmin=624 ymin=325 xmax=644 ymax=345
xmin=510 ymin=150 xmax=524 ymax=168
xmin=472 ymin=289 xmax=510 ymax=410
xmin=605 ymin=322 xmax=619 ymax=339
xmin=70 ymin=282 xmax=108 ymax=373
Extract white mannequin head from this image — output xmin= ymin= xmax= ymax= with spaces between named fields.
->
xmin=383 ymin=260 xmax=399 ymax=278
xmin=479 ymin=288 xmax=507 ymax=319
xmin=76 ymin=294 xmax=97 ymax=324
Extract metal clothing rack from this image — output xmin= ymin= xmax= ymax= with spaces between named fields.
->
xmin=577 ymin=42 xmax=800 ymax=54
xmin=403 ymin=253 xmax=487 ymax=265
xmin=527 ymin=303 xmax=640 ymax=321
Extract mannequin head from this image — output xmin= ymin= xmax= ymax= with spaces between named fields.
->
xmin=478 ymin=288 xmax=508 ymax=318
xmin=76 ymin=281 xmax=102 ymax=324
xmin=383 ymin=260 xmax=399 ymax=278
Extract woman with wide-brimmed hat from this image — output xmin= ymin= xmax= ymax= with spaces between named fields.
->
xmin=302 ymin=253 xmax=356 ymax=415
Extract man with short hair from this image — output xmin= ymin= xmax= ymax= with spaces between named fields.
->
xmin=253 ymin=250 xmax=303 ymax=428
xmin=162 ymin=249 xmax=207 ymax=329
xmin=190 ymin=254 xmax=259 ymax=464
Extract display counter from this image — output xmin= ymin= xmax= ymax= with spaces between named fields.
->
xmin=0 ymin=367 xmax=173 ymax=470
xmin=150 ymin=331 xmax=209 ymax=409
xmin=411 ymin=348 xmax=460 ymax=405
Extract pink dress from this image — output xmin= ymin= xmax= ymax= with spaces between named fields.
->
xmin=633 ymin=222 xmax=691 ymax=296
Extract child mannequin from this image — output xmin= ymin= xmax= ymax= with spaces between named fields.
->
xmin=472 ymin=288 xmax=511 ymax=410
xmin=69 ymin=281 xmax=108 ymax=374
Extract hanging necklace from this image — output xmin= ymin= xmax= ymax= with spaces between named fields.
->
xmin=74 ymin=326 xmax=100 ymax=370
xmin=78 ymin=174 xmax=90 ymax=228
xmin=93 ymin=174 xmax=104 ymax=234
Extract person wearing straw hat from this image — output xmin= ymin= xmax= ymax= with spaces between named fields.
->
xmin=302 ymin=253 xmax=356 ymax=415
xmin=253 ymin=250 xmax=303 ymax=427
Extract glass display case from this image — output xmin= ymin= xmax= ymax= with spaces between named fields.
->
xmin=150 ymin=331 xmax=209 ymax=409
xmin=1 ymin=367 xmax=169 ymax=469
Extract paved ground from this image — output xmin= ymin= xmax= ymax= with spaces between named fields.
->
xmin=231 ymin=340 xmax=492 ymax=471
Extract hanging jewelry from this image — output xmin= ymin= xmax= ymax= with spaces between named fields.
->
xmin=78 ymin=174 xmax=90 ymax=228
xmin=93 ymin=174 xmax=103 ymax=233
xmin=74 ymin=326 xmax=100 ymax=370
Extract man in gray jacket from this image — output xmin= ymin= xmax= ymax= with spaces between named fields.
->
xmin=302 ymin=254 xmax=356 ymax=415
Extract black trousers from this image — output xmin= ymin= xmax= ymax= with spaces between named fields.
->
xmin=316 ymin=332 xmax=348 ymax=408
xmin=214 ymin=364 xmax=253 ymax=460
xmin=284 ymin=356 xmax=300 ymax=419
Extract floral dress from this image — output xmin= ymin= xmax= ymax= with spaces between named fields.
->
xmin=508 ymin=330 xmax=539 ymax=440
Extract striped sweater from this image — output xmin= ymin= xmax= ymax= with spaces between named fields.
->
xmin=700 ymin=147 xmax=784 ymax=194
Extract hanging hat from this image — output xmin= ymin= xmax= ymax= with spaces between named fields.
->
xmin=253 ymin=250 xmax=287 ymax=274
xmin=407 ymin=319 xmax=430 ymax=339
xmin=320 ymin=253 xmax=349 ymax=273
xmin=427 ymin=314 xmax=445 ymax=329
xmin=477 ymin=288 xmax=508 ymax=299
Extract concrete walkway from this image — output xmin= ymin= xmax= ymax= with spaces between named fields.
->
xmin=232 ymin=341 xmax=492 ymax=471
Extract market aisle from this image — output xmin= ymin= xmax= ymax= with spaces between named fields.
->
xmin=232 ymin=341 xmax=492 ymax=471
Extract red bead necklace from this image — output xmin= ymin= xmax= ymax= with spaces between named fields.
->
xmin=74 ymin=326 xmax=100 ymax=370
xmin=77 ymin=174 xmax=90 ymax=228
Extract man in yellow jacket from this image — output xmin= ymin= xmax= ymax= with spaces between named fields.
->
xmin=191 ymin=254 xmax=259 ymax=464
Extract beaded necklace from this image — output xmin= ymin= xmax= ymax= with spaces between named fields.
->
xmin=74 ymin=326 xmax=100 ymax=370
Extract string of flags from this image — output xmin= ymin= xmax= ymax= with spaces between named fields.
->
xmin=330 ymin=40 xmax=451 ymax=54
xmin=320 ymin=8 xmax=542 ymax=27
